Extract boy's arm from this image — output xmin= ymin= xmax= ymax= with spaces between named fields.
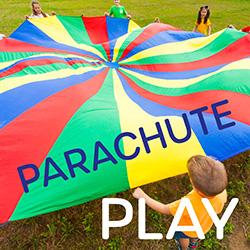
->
xmin=133 ymin=188 xmax=171 ymax=215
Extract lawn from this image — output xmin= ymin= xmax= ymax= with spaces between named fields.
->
xmin=0 ymin=0 xmax=250 ymax=35
xmin=0 ymin=0 xmax=250 ymax=249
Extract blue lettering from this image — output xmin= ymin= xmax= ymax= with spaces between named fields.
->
xmin=212 ymin=99 xmax=236 ymax=130
xmin=44 ymin=157 xmax=68 ymax=187
xmin=139 ymin=122 xmax=167 ymax=153
xmin=114 ymin=132 xmax=140 ymax=160
xmin=93 ymin=141 xmax=118 ymax=171
xmin=165 ymin=113 xmax=192 ymax=143
xmin=64 ymin=148 xmax=90 ymax=177
xmin=17 ymin=164 xmax=40 ymax=193
xmin=190 ymin=106 xmax=209 ymax=135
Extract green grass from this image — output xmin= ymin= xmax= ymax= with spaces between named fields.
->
xmin=0 ymin=1 xmax=250 ymax=249
xmin=0 ymin=0 xmax=250 ymax=35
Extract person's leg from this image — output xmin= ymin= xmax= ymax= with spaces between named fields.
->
xmin=174 ymin=232 xmax=190 ymax=250
xmin=175 ymin=239 xmax=182 ymax=250
xmin=178 ymin=238 xmax=190 ymax=250
xmin=188 ymin=238 xmax=200 ymax=249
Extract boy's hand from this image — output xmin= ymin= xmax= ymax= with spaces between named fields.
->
xmin=132 ymin=187 xmax=145 ymax=199
xmin=133 ymin=188 xmax=171 ymax=215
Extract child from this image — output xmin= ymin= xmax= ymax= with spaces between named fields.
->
xmin=193 ymin=6 xmax=212 ymax=36
xmin=105 ymin=0 xmax=131 ymax=19
xmin=26 ymin=1 xmax=56 ymax=19
xmin=154 ymin=17 xmax=161 ymax=23
xmin=133 ymin=155 xmax=228 ymax=250
xmin=0 ymin=34 xmax=5 ymax=40
xmin=227 ymin=24 xmax=237 ymax=30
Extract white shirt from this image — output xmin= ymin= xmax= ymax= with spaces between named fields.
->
xmin=28 ymin=13 xmax=49 ymax=19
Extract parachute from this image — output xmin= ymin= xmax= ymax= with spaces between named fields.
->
xmin=0 ymin=16 xmax=249 ymax=223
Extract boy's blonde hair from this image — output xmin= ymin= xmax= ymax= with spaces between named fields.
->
xmin=187 ymin=155 xmax=228 ymax=196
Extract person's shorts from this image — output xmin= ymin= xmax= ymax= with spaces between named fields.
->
xmin=174 ymin=231 xmax=192 ymax=239
xmin=174 ymin=232 xmax=199 ymax=249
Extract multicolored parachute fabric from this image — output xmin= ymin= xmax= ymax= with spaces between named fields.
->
xmin=0 ymin=15 xmax=249 ymax=223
